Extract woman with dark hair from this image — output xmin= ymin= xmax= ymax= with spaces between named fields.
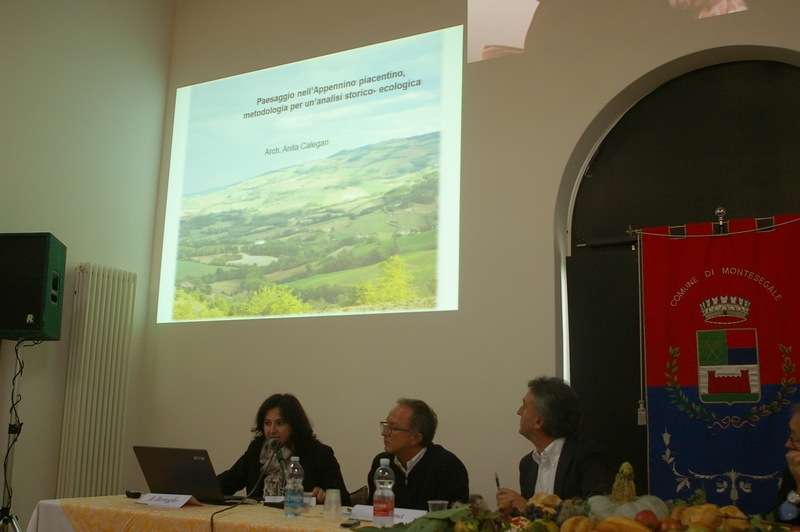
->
xmin=217 ymin=393 xmax=350 ymax=504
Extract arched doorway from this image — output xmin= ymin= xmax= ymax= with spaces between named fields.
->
xmin=564 ymin=58 xmax=800 ymax=492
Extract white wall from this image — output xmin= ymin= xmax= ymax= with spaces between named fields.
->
xmin=0 ymin=1 xmax=174 ymax=527
xmin=3 ymin=1 xmax=800 ymax=530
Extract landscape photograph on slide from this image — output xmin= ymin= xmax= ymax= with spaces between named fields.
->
xmin=158 ymin=27 xmax=463 ymax=322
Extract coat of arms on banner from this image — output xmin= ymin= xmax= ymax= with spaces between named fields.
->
xmin=697 ymin=327 xmax=760 ymax=404
xmin=642 ymin=215 xmax=800 ymax=515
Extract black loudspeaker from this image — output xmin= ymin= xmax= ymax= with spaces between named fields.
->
xmin=0 ymin=233 xmax=67 ymax=341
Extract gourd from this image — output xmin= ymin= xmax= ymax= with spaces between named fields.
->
xmin=719 ymin=504 xmax=749 ymax=532
xmin=595 ymin=515 xmax=652 ymax=532
xmin=671 ymin=503 xmax=724 ymax=531
xmin=560 ymin=515 xmax=594 ymax=532
xmin=588 ymin=462 xmax=669 ymax=521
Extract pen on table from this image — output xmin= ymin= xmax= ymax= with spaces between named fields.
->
xmin=495 ymin=472 xmax=500 ymax=490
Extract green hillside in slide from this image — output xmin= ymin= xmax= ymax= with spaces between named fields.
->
xmin=171 ymin=132 xmax=441 ymax=320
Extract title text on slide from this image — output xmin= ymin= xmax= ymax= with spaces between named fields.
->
xmin=243 ymin=70 xmax=422 ymax=119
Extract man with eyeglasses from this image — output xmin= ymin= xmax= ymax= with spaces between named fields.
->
xmin=367 ymin=398 xmax=469 ymax=511
xmin=496 ymin=376 xmax=613 ymax=511
xmin=769 ymin=403 xmax=800 ymax=524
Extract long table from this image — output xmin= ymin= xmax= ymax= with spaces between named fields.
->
xmin=27 ymin=495 xmax=352 ymax=532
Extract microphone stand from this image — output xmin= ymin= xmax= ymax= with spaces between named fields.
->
xmin=0 ymin=340 xmax=25 ymax=532
xmin=209 ymin=439 xmax=280 ymax=532
xmin=276 ymin=447 xmax=288 ymax=478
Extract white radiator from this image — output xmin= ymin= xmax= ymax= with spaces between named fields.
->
xmin=56 ymin=262 xmax=137 ymax=497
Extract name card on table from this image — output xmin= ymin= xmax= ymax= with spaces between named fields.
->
xmin=136 ymin=493 xmax=201 ymax=508
xmin=350 ymin=505 xmax=426 ymax=524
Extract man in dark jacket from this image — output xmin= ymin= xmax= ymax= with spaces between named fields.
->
xmin=367 ymin=398 xmax=469 ymax=511
xmin=769 ymin=403 xmax=800 ymax=524
xmin=496 ymin=376 xmax=613 ymax=511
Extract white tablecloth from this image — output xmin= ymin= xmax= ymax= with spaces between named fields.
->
xmin=26 ymin=499 xmax=76 ymax=532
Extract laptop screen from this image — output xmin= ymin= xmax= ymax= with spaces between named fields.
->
xmin=133 ymin=446 xmax=229 ymax=504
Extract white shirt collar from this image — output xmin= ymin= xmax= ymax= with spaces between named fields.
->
xmin=532 ymin=436 xmax=566 ymax=464
xmin=394 ymin=447 xmax=427 ymax=475
xmin=532 ymin=437 xmax=566 ymax=494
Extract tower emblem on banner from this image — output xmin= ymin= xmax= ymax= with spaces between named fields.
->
xmin=697 ymin=296 xmax=760 ymax=405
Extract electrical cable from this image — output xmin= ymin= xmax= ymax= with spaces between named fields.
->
xmin=209 ymin=439 xmax=280 ymax=532
xmin=1 ymin=339 xmax=39 ymax=528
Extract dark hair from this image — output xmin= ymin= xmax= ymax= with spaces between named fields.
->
xmin=528 ymin=376 xmax=581 ymax=438
xmin=397 ymin=398 xmax=438 ymax=447
xmin=252 ymin=393 xmax=316 ymax=448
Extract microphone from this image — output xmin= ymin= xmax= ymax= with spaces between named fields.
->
xmin=267 ymin=438 xmax=288 ymax=477
xmin=243 ymin=439 xmax=281 ymax=501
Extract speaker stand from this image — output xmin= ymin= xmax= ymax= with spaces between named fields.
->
xmin=0 ymin=511 xmax=21 ymax=532
xmin=0 ymin=341 xmax=24 ymax=532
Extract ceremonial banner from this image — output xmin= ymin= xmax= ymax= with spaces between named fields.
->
xmin=642 ymin=215 xmax=800 ymax=514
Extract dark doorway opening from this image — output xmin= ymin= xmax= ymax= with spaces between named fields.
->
xmin=567 ymin=59 xmax=800 ymax=493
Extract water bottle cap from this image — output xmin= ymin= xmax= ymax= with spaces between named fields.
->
xmin=291 ymin=456 xmax=300 ymax=462
xmin=379 ymin=458 xmax=390 ymax=466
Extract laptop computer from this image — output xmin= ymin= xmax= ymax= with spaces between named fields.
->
xmin=133 ymin=445 xmax=236 ymax=505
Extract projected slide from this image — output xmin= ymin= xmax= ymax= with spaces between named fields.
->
xmin=158 ymin=26 xmax=463 ymax=323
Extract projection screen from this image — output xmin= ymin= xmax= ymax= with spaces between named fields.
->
xmin=157 ymin=26 xmax=463 ymax=322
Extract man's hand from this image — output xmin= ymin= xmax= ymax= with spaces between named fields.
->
xmin=496 ymin=488 xmax=527 ymax=512
xmin=312 ymin=486 xmax=326 ymax=503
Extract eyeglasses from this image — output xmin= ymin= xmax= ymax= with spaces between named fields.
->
xmin=380 ymin=421 xmax=416 ymax=435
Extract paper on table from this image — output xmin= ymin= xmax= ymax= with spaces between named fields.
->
xmin=136 ymin=493 xmax=201 ymax=508
xmin=350 ymin=505 xmax=427 ymax=524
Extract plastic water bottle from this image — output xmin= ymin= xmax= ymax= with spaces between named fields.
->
xmin=284 ymin=456 xmax=304 ymax=517
xmin=373 ymin=458 xmax=395 ymax=527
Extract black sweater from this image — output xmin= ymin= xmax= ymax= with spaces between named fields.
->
xmin=217 ymin=437 xmax=351 ymax=505
xmin=367 ymin=444 xmax=469 ymax=511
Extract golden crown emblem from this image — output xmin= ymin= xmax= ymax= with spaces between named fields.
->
xmin=699 ymin=295 xmax=751 ymax=324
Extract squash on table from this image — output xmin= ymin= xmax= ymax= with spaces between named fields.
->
xmin=719 ymin=504 xmax=749 ymax=532
xmin=595 ymin=515 xmax=652 ymax=532
xmin=672 ymin=503 xmax=723 ymax=531
xmin=560 ymin=515 xmax=594 ymax=532
xmin=588 ymin=462 xmax=669 ymax=521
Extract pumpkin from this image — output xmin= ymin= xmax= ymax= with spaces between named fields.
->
xmin=718 ymin=505 xmax=749 ymax=532
xmin=561 ymin=515 xmax=594 ymax=532
xmin=595 ymin=515 xmax=652 ymax=532
xmin=672 ymin=503 xmax=722 ymax=531
xmin=588 ymin=462 xmax=669 ymax=521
